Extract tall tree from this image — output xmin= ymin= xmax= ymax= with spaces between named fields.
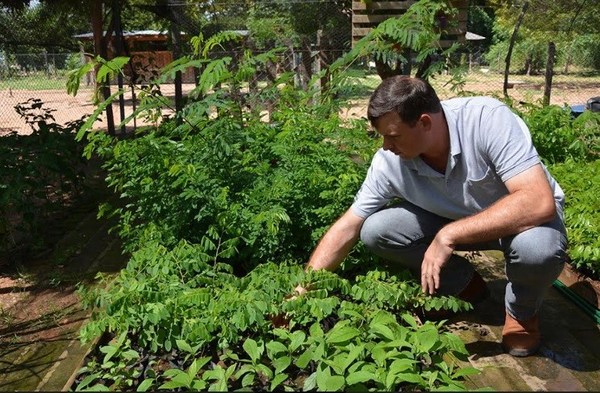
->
xmin=0 ymin=0 xmax=91 ymax=52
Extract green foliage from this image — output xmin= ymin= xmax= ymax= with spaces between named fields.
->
xmin=79 ymin=51 xmax=375 ymax=271
xmin=77 ymin=240 xmax=474 ymax=391
xmin=549 ymin=159 xmax=600 ymax=278
xmin=521 ymin=105 xmax=600 ymax=164
xmin=0 ymin=98 xmax=86 ymax=254
xmin=72 ymin=32 xmax=480 ymax=392
xmin=520 ymin=106 xmax=599 ymax=278
xmin=568 ymin=34 xmax=600 ymax=70
xmin=486 ymin=0 xmax=600 ymax=73
xmin=67 ymin=55 xmax=131 ymax=98
xmin=348 ymin=0 xmax=461 ymax=80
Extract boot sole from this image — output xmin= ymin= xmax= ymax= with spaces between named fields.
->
xmin=501 ymin=341 xmax=540 ymax=357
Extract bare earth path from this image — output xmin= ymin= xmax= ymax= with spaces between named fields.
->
xmin=0 ymin=159 xmax=128 ymax=391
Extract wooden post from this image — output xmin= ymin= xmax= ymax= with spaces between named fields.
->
xmin=91 ymin=0 xmax=116 ymax=136
xmin=168 ymin=0 xmax=183 ymax=123
xmin=112 ymin=0 xmax=126 ymax=134
xmin=312 ymin=32 xmax=321 ymax=103
xmin=543 ymin=42 xmax=556 ymax=107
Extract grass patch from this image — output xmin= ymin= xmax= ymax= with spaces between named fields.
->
xmin=0 ymin=72 xmax=70 ymax=91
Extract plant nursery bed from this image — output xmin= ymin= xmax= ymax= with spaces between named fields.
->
xmin=554 ymin=263 xmax=600 ymax=324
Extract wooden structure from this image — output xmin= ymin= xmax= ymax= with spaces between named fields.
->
xmin=351 ymin=0 xmax=469 ymax=47
xmin=74 ymin=30 xmax=195 ymax=84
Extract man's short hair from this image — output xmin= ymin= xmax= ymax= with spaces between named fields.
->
xmin=367 ymin=76 xmax=442 ymax=127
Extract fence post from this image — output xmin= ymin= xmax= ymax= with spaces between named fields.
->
xmin=543 ymin=42 xmax=556 ymax=106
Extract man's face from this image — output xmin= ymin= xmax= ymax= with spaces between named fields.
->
xmin=374 ymin=111 xmax=427 ymax=159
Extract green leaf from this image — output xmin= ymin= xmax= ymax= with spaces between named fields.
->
xmin=395 ymin=372 xmax=424 ymax=385
xmin=296 ymin=348 xmax=313 ymax=369
xmin=401 ymin=313 xmax=419 ymax=329
xmin=75 ymin=89 xmax=123 ymax=142
xmin=369 ymin=322 xmax=395 ymax=341
xmin=272 ymin=355 xmax=292 ymax=374
xmin=290 ymin=330 xmax=307 ymax=351
xmin=452 ymin=366 xmax=481 ymax=378
xmin=266 ymin=340 xmax=288 ymax=358
xmin=303 ymin=371 xmax=317 ymax=391
xmin=241 ymin=373 xmax=255 ymax=388
xmin=416 ymin=325 xmax=439 ymax=353
xmin=176 ymin=339 xmax=193 ymax=354
xmin=136 ymin=378 xmax=154 ymax=392
xmin=309 ymin=322 xmax=324 ymax=338
xmin=270 ymin=373 xmax=288 ymax=391
xmin=316 ymin=365 xmax=345 ymax=391
xmin=345 ymin=370 xmax=376 ymax=386
xmin=243 ymin=338 xmax=262 ymax=362
xmin=326 ymin=323 xmax=361 ymax=344
xmin=96 ymin=56 xmax=130 ymax=83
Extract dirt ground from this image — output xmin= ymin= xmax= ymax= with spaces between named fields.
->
xmin=1 ymin=79 xmax=599 ymax=135
xmin=0 ymin=84 xmax=197 ymax=136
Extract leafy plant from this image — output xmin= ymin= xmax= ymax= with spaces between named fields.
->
xmin=521 ymin=104 xmax=600 ymax=164
xmin=76 ymin=240 xmax=475 ymax=391
xmin=549 ymin=159 xmax=600 ymax=278
xmin=350 ymin=0 xmax=461 ymax=80
xmin=0 ymin=99 xmax=86 ymax=254
xmin=72 ymin=29 xmax=482 ymax=392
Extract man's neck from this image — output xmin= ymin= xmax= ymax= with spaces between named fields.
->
xmin=420 ymin=112 xmax=450 ymax=174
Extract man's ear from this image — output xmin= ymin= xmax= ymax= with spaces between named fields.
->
xmin=419 ymin=114 xmax=433 ymax=131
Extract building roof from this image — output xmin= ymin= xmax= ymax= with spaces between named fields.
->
xmin=73 ymin=30 xmax=180 ymax=40
xmin=466 ymin=31 xmax=486 ymax=41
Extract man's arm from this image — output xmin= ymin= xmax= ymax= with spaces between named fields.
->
xmin=307 ymin=208 xmax=366 ymax=271
xmin=421 ymin=164 xmax=556 ymax=294
xmin=293 ymin=208 xmax=365 ymax=296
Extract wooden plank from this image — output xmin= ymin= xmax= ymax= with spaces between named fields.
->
xmin=352 ymin=27 xmax=374 ymax=36
xmin=352 ymin=14 xmax=400 ymax=23
xmin=352 ymin=1 xmax=415 ymax=11
xmin=353 ymin=0 xmax=468 ymax=12
xmin=352 ymin=27 xmax=465 ymax=38
xmin=351 ymin=35 xmax=463 ymax=48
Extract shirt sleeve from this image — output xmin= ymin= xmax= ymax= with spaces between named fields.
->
xmin=350 ymin=151 xmax=396 ymax=218
xmin=479 ymin=104 xmax=540 ymax=182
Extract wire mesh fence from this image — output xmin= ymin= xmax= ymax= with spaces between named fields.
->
xmin=1 ymin=3 xmax=599 ymax=135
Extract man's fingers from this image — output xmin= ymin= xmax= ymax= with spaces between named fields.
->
xmin=294 ymin=285 xmax=308 ymax=296
xmin=421 ymin=269 xmax=440 ymax=295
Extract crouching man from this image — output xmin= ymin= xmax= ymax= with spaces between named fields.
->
xmin=299 ymin=76 xmax=568 ymax=357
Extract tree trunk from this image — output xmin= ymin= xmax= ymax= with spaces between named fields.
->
xmin=543 ymin=42 xmax=556 ymax=106
xmin=112 ymin=0 xmax=126 ymax=134
xmin=169 ymin=0 xmax=183 ymax=123
xmin=524 ymin=55 xmax=531 ymax=76
xmin=374 ymin=59 xmax=403 ymax=80
xmin=91 ymin=0 xmax=116 ymax=136
xmin=504 ymin=1 xmax=528 ymax=98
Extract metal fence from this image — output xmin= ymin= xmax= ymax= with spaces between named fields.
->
xmin=1 ymin=6 xmax=599 ymax=135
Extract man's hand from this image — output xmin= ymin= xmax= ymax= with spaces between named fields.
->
xmin=285 ymin=284 xmax=309 ymax=301
xmin=420 ymin=232 xmax=455 ymax=295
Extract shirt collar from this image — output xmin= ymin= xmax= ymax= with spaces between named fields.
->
xmin=442 ymin=102 xmax=462 ymax=172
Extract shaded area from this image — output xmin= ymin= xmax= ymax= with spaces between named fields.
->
xmin=0 ymin=157 xmax=128 ymax=391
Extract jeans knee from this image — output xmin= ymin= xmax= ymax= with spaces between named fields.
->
xmin=359 ymin=211 xmax=413 ymax=251
xmin=504 ymin=226 xmax=567 ymax=282
xmin=360 ymin=213 xmax=389 ymax=250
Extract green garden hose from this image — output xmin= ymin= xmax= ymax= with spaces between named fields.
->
xmin=553 ymin=279 xmax=600 ymax=325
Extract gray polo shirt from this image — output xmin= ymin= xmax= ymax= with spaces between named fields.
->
xmin=351 ymin=96 xmax=565 ymax=220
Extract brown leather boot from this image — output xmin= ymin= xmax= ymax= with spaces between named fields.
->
xmin=501 ymin=311 xmax=541 ymax=357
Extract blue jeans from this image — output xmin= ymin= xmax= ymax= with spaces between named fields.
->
xmin=359 ymin=201 xmax=568 ymax=321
